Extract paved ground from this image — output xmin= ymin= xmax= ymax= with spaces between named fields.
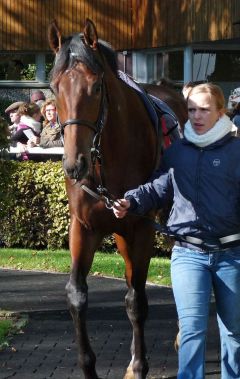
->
xmin=0 ymin=269 xmax=221 ymax=379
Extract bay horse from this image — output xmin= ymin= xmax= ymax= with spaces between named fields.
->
xmin=48 ymin=19 xmax=187 ymax=379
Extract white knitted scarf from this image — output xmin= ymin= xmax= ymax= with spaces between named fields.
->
xmin=20 ymin=115 xmax=42 ymax=134
xmin=184 ymin=114 xmax=234 ymax=147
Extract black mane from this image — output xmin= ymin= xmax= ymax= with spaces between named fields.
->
xmin=50 ymin=33 xmax=118 ymax=80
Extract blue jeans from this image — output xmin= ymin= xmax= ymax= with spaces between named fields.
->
xmin=171 ymin=245 xmax=240 ymax=379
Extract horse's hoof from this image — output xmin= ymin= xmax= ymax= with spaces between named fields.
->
xmin=123 ymin=365 xmax=134 ymax=379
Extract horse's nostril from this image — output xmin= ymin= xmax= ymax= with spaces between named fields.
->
xmin=62 ymin=153 xmax=88 ymax=181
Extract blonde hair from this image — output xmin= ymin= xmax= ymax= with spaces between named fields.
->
xmin=188 ymin=83 xmax=226 ymax=112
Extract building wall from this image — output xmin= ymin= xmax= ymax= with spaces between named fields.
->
xmin=0 ymin=0 xmax=132 ymax=51
xmin=131 ymin=0 xmax=240 ymax=49
xmin=0 ymin=0 xmax=240 ymax=52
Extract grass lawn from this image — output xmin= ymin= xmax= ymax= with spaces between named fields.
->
xmin=0 ymin=248 xmax=171 ymax=286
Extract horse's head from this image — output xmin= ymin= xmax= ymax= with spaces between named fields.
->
xmin=48 ymin=19 xmax=116 ymax=181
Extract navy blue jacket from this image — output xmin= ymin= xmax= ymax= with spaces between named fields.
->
xmin=125 ymin=133 xmax=240 ymax=244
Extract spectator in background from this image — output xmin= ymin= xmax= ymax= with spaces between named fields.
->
xmin=17 ymin=102 xmax=42 ymax=134
xmin=5 ymin=101 xmax=25 ymax=136
xmin=30 ymin=90 xmax=46 ymax=108
xmin=10 ymin=102 xmax=42 ymax=159
xmin=230 ymin=102 xmax=240 ymax=129
xmin=39 ymin=99 xmax=63 ymax=148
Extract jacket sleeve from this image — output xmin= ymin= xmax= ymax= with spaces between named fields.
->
xmin=124 ymin=170 xmax=173 ymax=215
xmin=39 ymin=130 xmax=63 ymax=148
xmin=39 ymin=138 xmax=63 ymax=148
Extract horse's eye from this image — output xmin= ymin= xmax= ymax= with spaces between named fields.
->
xmin=93 ymin=82 xmax=101 ymax=94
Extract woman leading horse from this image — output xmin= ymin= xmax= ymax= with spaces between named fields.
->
xmin=48 ymin=18 xmax=187 ymax=379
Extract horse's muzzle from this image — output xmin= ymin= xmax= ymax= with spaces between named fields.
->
xmin=62 ymin=153 xmax=88 ymax=181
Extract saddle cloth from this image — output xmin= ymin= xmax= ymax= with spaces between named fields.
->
xmin=117 ymin=70 xmax=182 ymax=143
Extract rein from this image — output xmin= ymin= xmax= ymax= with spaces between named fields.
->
xmin=80 ymin=183 xmax=172 ymax=236
xmin=80 ymin=184 xmax=115 ymax=209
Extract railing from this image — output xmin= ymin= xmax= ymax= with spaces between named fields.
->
xmin=9 ymin=146 xmax=64 ymax=155
xmin=7 ymin=146 xmax=64 ymax=161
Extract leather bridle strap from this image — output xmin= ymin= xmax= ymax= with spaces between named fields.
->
xmin=60 ymin=119 xmax=98 ymax=133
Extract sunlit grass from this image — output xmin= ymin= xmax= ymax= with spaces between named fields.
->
xmin=0 ymin=248 xmax=171 ymax=286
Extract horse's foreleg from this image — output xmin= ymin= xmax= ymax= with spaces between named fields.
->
xmin=124 ymin=287 xmax=149 ymax=379
xmin=66 ymin=277 xmax=98 ymax=378
xmin=115 ymin=232 xmax=152 ymax=379
xmin=66 ymin=217 xmax=102 ymax=379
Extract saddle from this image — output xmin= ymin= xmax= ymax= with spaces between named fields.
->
xmin=117 ymin=70 xmax=183 ymax=149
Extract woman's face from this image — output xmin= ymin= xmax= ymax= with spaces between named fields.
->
xmin=9 ymin=110 xmax=21 ymax=124
xmin=45 ymin=105 xmax=57 ymax=123
xmin=188 ymin=92 xmax=223 ymax=135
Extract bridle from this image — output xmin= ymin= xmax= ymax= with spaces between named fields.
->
xmin=57 ymin=71 xmax=114 ymax=206
xmin=58 ymin=73 xmax=107 ymax=135
xmin=60 ymin=118 xmax=99 ymax=133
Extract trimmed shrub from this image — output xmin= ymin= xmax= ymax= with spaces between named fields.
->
xmin=0 ymin=99 xmax=12 ymax=118
xmin=0 ymin=159 xmax=172 ymax=253
xmin=0 ymin=117 xmax=10 ymax=151
xmin=0 ymin=160 xmax=69 ymax=249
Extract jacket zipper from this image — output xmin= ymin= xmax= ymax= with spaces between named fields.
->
xmin=195 ymin=149 xmax=204 ymax=209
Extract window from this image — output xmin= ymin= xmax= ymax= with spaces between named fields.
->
xmin=0 ymin=53 xmax=36 ymax=80
xmin=206 ymin=51 xmax=240 ymax=82
xmin=0 ymin=53 xmax=54 ymax=83
xmin=168 ymin=51 xmax=184 ymax=81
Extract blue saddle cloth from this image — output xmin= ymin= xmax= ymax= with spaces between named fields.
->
xmin=117 ymin=70 xmax=182 ymax=139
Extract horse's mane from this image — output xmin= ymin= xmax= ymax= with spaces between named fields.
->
xmin=50 ymin=33 xmax=118 ymax=80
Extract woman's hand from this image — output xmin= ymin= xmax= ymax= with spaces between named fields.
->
xmin=112 ymin=199 xmax=130 ymax=218
xmin=27 ymin=136 xmax=40 ymax=147
xmin=17 ymin=142 xmax=27 ymax=152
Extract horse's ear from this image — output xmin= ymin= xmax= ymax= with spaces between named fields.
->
xmin=83 ymin=18 xmax=98 ymax=49
xmin=48 ymin=19 xmax=63 ymax=53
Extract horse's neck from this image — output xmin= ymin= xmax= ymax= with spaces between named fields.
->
xmin=100 ymin=72 xmax=158 ymax=192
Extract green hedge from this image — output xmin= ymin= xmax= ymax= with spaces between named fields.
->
xmin=0 ymin=160 xmax=69 ymax=249
xmin=0 ymin=99 xmax=12 ymax=118
xmin=0 ymin=159 xmax=172 ymax=254
xmin=0 ymin=117 xmax=10 ymax=152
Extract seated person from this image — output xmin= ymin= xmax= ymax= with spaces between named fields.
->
xmin=10 ymin=103 xmax=42 ymax=159
xmin=5 ymin=101 xmax=25 ymax=136
xmin=39 ymin=99 xmax=63 ymax=148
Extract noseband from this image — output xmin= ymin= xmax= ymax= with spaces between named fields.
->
xmin=60 ymin=118 xmax=99 ymax=133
